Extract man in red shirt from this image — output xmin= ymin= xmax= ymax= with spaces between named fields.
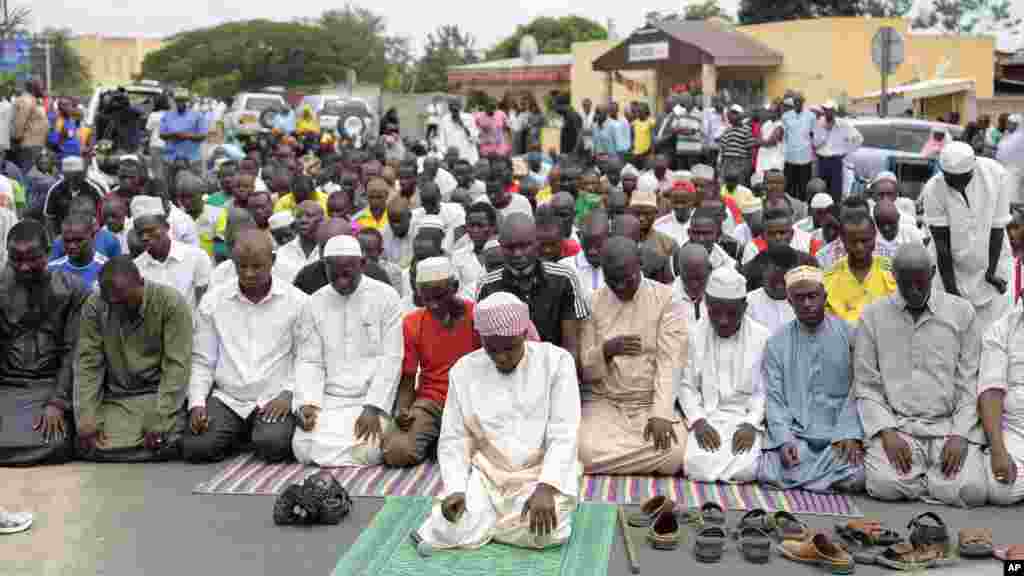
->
xmin=382 ymin=256 xmax=481 ymax=467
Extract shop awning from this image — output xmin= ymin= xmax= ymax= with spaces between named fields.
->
xmin=854 ymin=78 xmax=976 ymax=102
xmin=447 ymin=54 xmax=573 ymax=87
xmin=593 ymin=20 xmax=782 ymax=71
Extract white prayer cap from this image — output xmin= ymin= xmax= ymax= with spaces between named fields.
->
xmin=673 ymin=104 xmax=685 ymax=116
xmin=416 ymin=214 xmax=445 ymax=232
xmin=749 ymin=172 xmax=764 ymax=187
xmin=729 ymin=104 xmax=744 ymax=114
xmin=636 ymin=172 xmax=658 ymax=195
xmin=483 ymin=238 xmax=501 ymax=251
xmin=630 ymin=187 xmax=658 ymax=209
xmin=784 ymin=265 xmax=824 ymax=289
xmin=1009 ymin=114 xmax=1021 ymax=124
xmin=810 ymin=193 xmax=834 ymax=210
xmin=323 ymin=235 xmax=363 ymax=258
xmin=705 ymin=266 xmax=747 ymax=300
xmin=674 ymin=170 xmax=693 ymax=182
xmin=416 ymin=256 xmax=454 ymax=284
xmin=119 ymin=154 xmax=141 ymax=166
xmin=939 ymin=141 xmax=976 ymax=175
xmin=822 ymin=100 xmax=837 ymax=110
xmin=62 ymin=156 xmax=84 ymax=172
xmin=783 ymin=97 xmax=794 ymax=106
xmin=130 ymin=195 xmax=165 ymax=220
xmin=620 ymin=163 xmax=640 ymax=179
xmin=868 ymin=170 xmax=898 ymax=188
xmin=692 ymin=164 xmax=715 ymax=182
xmin=268 ymin=211 xmax=294 ymax=230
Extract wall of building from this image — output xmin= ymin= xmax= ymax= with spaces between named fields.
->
xmin=571 ymin=40 xmax=656 ymax=112
xmin=738 ymin=18 xmax=994 ymax=106
xmin=71 ymin=34 xmax=164 ymax=87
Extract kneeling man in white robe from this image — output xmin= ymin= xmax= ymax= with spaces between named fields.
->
xmin=292 ymin=235 xmax=403 ymax=466
xmin=416 ymin=292 xmax=582 ymax=550
xmin=678 ymin=266 xmax=770 ymax=482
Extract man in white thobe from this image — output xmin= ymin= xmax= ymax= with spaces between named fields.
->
xmin=416 ymin=292 xmax=581 ymax=551
xmin=292 ymin=235 xmax=403 ymax=466
xmin=672 ymin=243 xmax=711 ymax=329
xmin=678 ymin=266 xmax=770 ymax=482
xmin=745 ymin=244 xmax=798 ymax=335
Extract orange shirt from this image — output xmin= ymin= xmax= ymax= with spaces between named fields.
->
xmin=401 ymin=300 xmax=481 ymax=406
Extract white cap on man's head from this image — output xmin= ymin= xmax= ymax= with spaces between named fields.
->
xmin=729 ymin=104 xmax=744 ymax=114
xmin=705 ymin=267 xmax=747 ymax=300
xmin=939 ymin=141 xmax=976 ymax=175
xmin=810 ymin=193 xmax=834 ymax=210
xmin=822 ymin=100 xmax=837 ymax=110
xmin=62 ymin=156 xmax=84 ymax=172
xmin=323 ymin=235 xmax=363 ymax=258
xmin=268 ymin=211 xmax=294 ymax=231
xmin=692 ymin=164 xmax=715 ymax=182
xmin=130 ymin=195 xmax=165 ymax=220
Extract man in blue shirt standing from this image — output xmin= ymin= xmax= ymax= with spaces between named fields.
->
xmin=781 ymin=95 xmax=816 ymax=203
xmin=160 ymin=88 xmax=208 ymax=196
xmin=608 ymin=102 xmax=632 ymax=160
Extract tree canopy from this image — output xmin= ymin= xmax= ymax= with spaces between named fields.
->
xmin=911 ymin=0 xmax=1021 ymax=34
xmin=486 ymin=16 xmax=607 ymax=60
xmin=414 ymin=25 xmax=478 ymax=93
xmin=738 ymin=0 xmax=913 ymax=24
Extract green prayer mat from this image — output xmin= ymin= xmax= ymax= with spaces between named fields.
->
xmin=332 ymin=496 xmax=617 ymax=576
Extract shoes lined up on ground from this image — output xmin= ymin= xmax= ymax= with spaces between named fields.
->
xmin=273 ymin=472 xmax=352 ymax=526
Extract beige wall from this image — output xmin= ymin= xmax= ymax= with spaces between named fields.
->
xmin=71 ymin=34 xmax=164 ymax=87
xmin=571 ymin=40 xmax=657 ymax=112
xmin=738 ymin=18 xmax=995 ymax=107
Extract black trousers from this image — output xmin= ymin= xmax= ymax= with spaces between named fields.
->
xmin=817 ymin=155 xmax=846 ymax=206
xmin=784 ymin=162 xmax=813 ymax=203
xmin=182 ymin=394 xmax=295 ymax=463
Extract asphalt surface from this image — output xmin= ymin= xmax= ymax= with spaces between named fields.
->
xmin=3 ymin=461 xmax=1014 ymax=576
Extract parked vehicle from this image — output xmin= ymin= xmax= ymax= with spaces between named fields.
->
xmin=845 ymin=117 xmax=963 ymax=199
xmin=224 ymin=88 xmax=288 ymax=138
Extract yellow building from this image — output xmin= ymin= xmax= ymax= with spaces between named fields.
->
xmin=71 ymin=34 xmax=165 ymax=87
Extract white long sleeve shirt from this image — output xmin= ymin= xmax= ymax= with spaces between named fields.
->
xmin=813 ymin=118 xmax=864 ymax=157
xmin=439 ymin=113 xmax=479 ymax=165
xmin=439 ymin=342 xmax=581 ymax=498
xmin=293 ymin=277 xmax=403 ymax=413
xmin=275 ymin=237 xmax=320 ymax=284
xmin=677 ymin=317 xmax=770 ymax=430
xmin=135 ymin=240 xmax=212 ymax=309
xmin=188 ymin=279 xmax=308 ymax=418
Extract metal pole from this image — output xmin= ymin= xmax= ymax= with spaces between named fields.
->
xmin=44 ymin=38 xmax=52 ymax=94
xmin=880 ymin=28 xmax=889 ymax=118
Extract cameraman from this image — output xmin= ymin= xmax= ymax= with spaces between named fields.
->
xmin=97 ymin=88 xmax=146 ymax=153
xmin=160 ymin=88 xmax=208 ymax=194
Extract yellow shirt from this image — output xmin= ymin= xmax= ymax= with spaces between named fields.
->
xmin=536 ymin=186 xmax=553 ymax=206
xmin=273 ymin=190 xmax=329 ymax=215
xmin=824 ymin=256 xmax=897 ymax=324
xmin=354 ymin=207 xmax=388 ymax=231
xmin=632 ymin=118 xmax=656 ymax=156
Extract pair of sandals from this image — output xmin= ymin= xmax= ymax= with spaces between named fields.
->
xmin=872 ymin=512 xmax=958 ymax=571
xmin=834 ymin=519 xmax=902 ymax=564
xmin=629 ymin=499 xmax=734 ymax=557
xmin=273 ymin=472 xmax=353 ymax=526
xmin=728 ymin=508 xmax=811 ymax=564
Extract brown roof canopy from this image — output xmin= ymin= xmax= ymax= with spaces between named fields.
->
xmin=593 ymin=20 xmax=783 ymax=71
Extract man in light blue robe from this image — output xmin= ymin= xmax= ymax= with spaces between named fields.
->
xmin=758 ymin=265 xmax=865 ymax=492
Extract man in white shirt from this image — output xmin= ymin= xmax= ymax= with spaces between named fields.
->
xmin=672 ymin=243 xmax=711 ymax=328
xmin=383 ymin=196 xmax=414 ymax=269
xmin=678 ymin=266 xmax=770 ymax=482
xmin=292 ymin=235 xmax=403 ymax=467
xmin=415 ymin=292 xmax=581 ymax=551
xmin=275 ymin=199 xmax=323 ymax=283
xmin=412 ymin=181 xmax=466 ymax=254
xmin=452 ymin=201 xmax=496 ymax=301
xmin=131 ymin=195 xmax=212 ymax=309
xmin=559 ymin=210 xmax=608 ymax=307
xmin=812 ymin=101 xmax=863 ymax=205
xmin=654 ymin=178 xmax=698 ymax=248
xmin=924 ymin=142 xmax=1013 ymax=332
xmin=687 ymin=207 xmax=738 ymax=271
xmin=183 ymin=230 xmax=306 ymax=463
xmin=745 ymin=244 xmax=798 ymax=335
xmin=438 ymin=98 xmax=479 ymax=165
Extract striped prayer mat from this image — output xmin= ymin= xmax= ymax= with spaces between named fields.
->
xmin=332 ymin=497 xmax=617 ymax=576
xmin=193 ymin=452 xmax=862 ymax=517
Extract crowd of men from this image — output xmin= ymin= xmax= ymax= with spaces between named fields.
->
xmin=4 ymin=77 xmax=1024 ymax=549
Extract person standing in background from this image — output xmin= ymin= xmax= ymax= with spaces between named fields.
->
xmin=781 ymin=95 xmax=816 ymax=202
xmin=13 ymin=78 xmax=48 ymax=174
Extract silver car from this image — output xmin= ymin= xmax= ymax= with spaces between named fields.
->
xmin=845 ymin=117 xmax=963 ymax=199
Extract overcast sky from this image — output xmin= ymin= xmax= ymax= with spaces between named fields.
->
xmin=28 ymin=0 xmax=1022 ymax=51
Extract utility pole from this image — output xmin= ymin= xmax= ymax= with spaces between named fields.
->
xmin=43 ymin=35 xmax=52 ymax=94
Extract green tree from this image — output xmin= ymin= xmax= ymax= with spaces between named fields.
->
xmin=29 ymin=28 xmax=92 ymax=95
xmin=414 ymin=25 xmax=478 ymax=93
xmin=686 ymin=0 xmax=734 ymax=21
xmin=912 ymin=0 xmax=1021 ymax=34
xmin=383 ymin=36 xmax=416 ymax=93
xmin=486 ymin=16 xmax=607 ymax=60
xmin=738 ymin=0 xmax=912 ymax=24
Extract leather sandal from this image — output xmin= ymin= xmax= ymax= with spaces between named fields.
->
xmin=646 ymin=505 xmax=680 ymax=550
xmin=907 ymin=512 xmax=949 ymax=548
xmin=628 ymin=495 xmax=674 ymax=528
xmin=779 ymin=533 xmax=855 ymax=575
xmin=876 ymin=542 xmax=957 ymax=571
xmin=772 ymin=510 xmax=810 ymax=541
xmin=737 ymin=526 xmax=772 ymax=564
xmin=700 ymin=501 xmax=725 ymax=525
xmin=958 ymin=527 xmax=993 ymax=558
xmin=835 ymin=519 xmax=901 ymax=547
xmin=694 ymin=525 xmax=728 ymax=563
xmin=732 ymin=508 xmax=771 ymax=538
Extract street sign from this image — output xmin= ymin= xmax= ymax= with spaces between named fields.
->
xmin=872 ymin=26 xmax=904 ymax=117
xmin=872 ymin=27 xmax=905 ymax=75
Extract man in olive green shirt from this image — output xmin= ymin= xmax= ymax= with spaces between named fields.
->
xmin=75 ymin=256 xmax=193 ymax=461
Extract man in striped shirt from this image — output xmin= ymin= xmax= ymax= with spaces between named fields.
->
xmin=717 ymin=105 xmax=755 ymax=188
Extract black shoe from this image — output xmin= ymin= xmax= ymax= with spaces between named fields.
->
xmin=274 ymin=484 xmax=319 ymax=525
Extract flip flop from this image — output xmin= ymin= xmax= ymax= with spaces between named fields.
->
xmin=738 ymin=526 xmax=772 ymax=564
xmin=628 ymin=495 xmax=674 ymax=528
xmin=695 ymin=525 xmax=728 ymax=563
xmin=733 ymin=508 xmax=772 ymax=538
xmin=772 ymin=510 xmax=810 ymax=541
xmin=700 ymin=501 xmax=725 ymax=525
xmin=958 ymin=528 xmax=993 ymax=558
